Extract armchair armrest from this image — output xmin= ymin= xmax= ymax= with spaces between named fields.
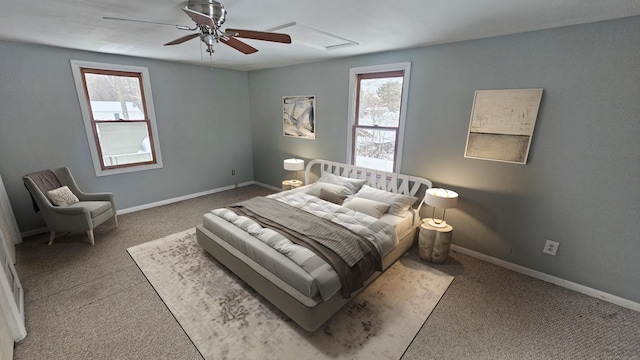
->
xmin=75 ymin=191 xmax=113 ymax=202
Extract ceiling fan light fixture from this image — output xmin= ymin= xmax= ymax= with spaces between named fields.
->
xmin=202 ymin=34 xmax=216 ymax=46
xmin=199 ymin=33 xmax=216 ymax=54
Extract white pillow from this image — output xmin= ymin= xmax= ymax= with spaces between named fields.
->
xmin=353 ymin=185 xmax=418 ymax=217
xmin=317 ymin=172 xmax=365 ymax=195
xmin=344 ymin=198 xmax=390 ymax=219
xmin=306 ymin=181 xmax=349 ymax=197
xmin=47 ymin=186 xmax=80 ymax=207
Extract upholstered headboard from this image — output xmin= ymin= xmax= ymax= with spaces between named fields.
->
xmin=304 ymin=159 xmax=432 ymax=197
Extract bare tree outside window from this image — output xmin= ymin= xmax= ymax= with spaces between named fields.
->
xmin=84 ymin=73 xmax=145 ymax=120
xmin=353 ymin=71 xmax=404 ymax=172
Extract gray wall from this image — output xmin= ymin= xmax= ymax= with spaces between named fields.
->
xmin=0 ymin=41 xmax=254 ymax=232
xmin=1 ymin=16 xmax=638 ymax=305
xmin=249 ymin=16 xmax=640 ymax=303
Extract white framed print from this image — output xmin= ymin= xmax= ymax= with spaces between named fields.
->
xmin=465 ymin=88 xmax=543 ymax=164
xmin=283 ymin=95 xmax=316 ymax=139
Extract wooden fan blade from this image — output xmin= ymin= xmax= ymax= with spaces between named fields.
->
xmin=221 ymin=37 xmax=258 ymax=54
xmin=226 ymin=29 xmax=292 ymax=44
xmin=164 ymin=33 xmax=199 ymax=46
xmin=182 ymin=7 xmax=217 ymax=29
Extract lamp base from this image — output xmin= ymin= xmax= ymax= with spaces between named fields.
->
xmin=426 ymin=218 xmax=448 ymax=228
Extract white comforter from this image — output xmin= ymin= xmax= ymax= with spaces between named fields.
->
xmin=211 ymin=191 xmax=397 ymax=300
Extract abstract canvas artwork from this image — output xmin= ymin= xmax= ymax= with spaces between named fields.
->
xmin=283 ymin=95 xmax=316 ymax=139
xmin=465 ymin=88 xmax=543 ymax=164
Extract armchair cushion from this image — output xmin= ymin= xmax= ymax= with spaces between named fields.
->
xmin=67 ymin=201 xmax=113 ymax=218
xmin=47 ymin=186 xmax=80 ymax=207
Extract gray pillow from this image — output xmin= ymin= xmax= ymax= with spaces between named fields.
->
xmin=353 ymin=185 xmax=417 ymax=217
xmin=318 ymin=188 xmax=348 ymax=205
xmin=317 ymin=172 xmax=365 ymax=195
xmin=344 ymin=198 xmax=390 ymax=219
xmin=306 ymin=182 xmax=349 ymax=197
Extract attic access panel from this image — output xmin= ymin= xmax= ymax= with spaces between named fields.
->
xmin=268 ymin=22 xmax=358 ymax=50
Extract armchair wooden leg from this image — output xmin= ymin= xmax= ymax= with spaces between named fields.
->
xmin=87 ymin=230 xmax=95 ymax=246
xmin=48 ymin=231 xmax=56 ymax=245
xmin=113 ymin=214 xmax=119 ymax=228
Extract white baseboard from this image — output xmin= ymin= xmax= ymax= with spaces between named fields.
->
xmin=117 ymin=181 xmax=256 ymax=215
xmin=20 ymin=227 xmax=49 ymax=238
xmin=450 ymin=244 xmax=640 ymax=313
xmin=20 ymin=181 xmax=258 ymax=237
xmin=252 ymin=181 xmax=281 ymax=192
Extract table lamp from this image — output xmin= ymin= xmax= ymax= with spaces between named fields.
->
xmin=423 ymin=188 xmax=458 ymax=228
xmin=283 ymin=158 xmax=304 ymax=183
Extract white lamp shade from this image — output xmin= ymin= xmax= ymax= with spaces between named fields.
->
xmin=283 ymin=158 xmax=305 ymax=171
xmin=424 ymin=188 xmax=458 ymax=209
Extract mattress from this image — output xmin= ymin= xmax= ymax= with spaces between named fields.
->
xmin=202 ymin=190 xmax=418 ymax=301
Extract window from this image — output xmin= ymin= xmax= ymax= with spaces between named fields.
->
xmin=347 ymin=63 xmax=410 ymax=172
xmin=71 ymin=60 xmax=163 ymax=176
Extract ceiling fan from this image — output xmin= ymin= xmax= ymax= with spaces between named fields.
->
xmin=104 ymin=0 xmax=291 ymax=55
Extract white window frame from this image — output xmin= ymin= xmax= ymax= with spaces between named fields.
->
xmin=346 ymin=62 xmax=411 ymax=172
xmin=70 ymin=60 xmax=163 ymax=176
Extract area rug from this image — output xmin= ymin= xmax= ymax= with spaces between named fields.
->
xmin=128 ymin=228 xmax=454 ymax=360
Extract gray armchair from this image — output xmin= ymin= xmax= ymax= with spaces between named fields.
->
xmin=22 ymin=167 xmax=117 ymax=245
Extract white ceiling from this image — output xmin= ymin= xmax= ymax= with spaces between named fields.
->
xmin=1 ymin=0 xmax=640 ymax=71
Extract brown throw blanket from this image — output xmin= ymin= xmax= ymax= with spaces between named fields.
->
xmin=227 ymin=197 xmax=382 ymax=298
xmin=23 ymin=169 xmax=62 ymax=212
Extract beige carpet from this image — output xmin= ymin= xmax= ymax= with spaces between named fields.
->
xmin=128 ymin=228 xmax=454 ymax=360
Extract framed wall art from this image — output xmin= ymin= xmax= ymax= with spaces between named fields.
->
xmin=464 ymin=88 xmax=543 ymax=164
xmin=283 ymin=95 xmax=316 ymax=139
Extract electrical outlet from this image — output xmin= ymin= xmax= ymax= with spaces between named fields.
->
xmin=231 ymin=169 xmax=235 ymax=176
xmin=543 ymin=239 xmax=559 ymax=256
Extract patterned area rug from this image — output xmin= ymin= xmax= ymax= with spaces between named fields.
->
xmin=128 ymin=228 xmax=454 ymax=360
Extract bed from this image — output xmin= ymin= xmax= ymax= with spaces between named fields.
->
xmin=196 ymin=159 xmax=432 ymax=331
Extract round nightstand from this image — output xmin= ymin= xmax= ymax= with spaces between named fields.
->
xmin=418 ymin=219 xmax=453 ymax=264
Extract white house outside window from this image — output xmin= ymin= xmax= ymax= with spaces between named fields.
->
xmin=347 ymin=62 xmax=411 ymax=172
xmin=71 ymin=60 xmax=163 ymax=176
